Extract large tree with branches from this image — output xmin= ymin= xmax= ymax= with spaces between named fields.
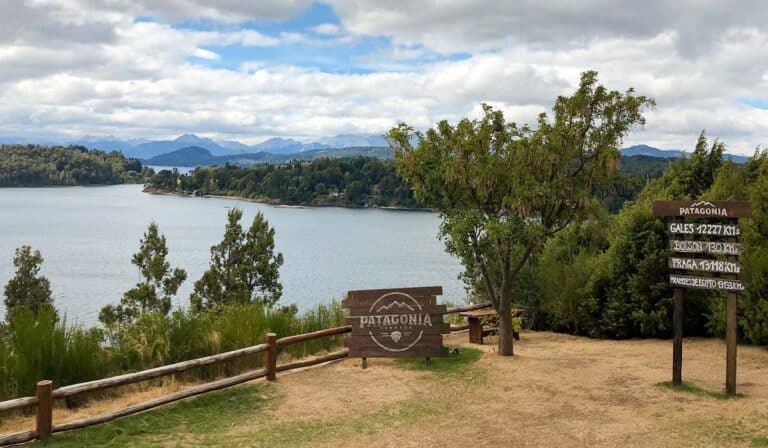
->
xmin=388 ymin=71 xmax=653 ymax=355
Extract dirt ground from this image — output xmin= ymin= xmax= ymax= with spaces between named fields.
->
xmin=3 ymin=331 xmax=767 ymax=447
xmin=258 ymin=331 xmax=768 ymax=448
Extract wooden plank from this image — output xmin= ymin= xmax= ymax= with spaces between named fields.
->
xmin=668 ymin=257 xmax=741 ymax=274
xmin=668 ymin=223 xmax=741 ymax=236
xmin=0 ymin=395 xmax=37 ymax=412
xmin=0 ymin=430 xmax=37 ymax=447
xmin=347 ymin=319 xmax=450 ymax=336
xmin=344 ymin=334 xmax=445 ymax=349
xmin=653 ymin=200 xmax=752 ymax=218
xmin=344 ymin=304 xmax=448 ymax=315
xmin=670 ymin=240 xmax=743 ymax=255
xmin=344 ymin=286 xmax=442 ymax=303
xmin=276 ymin=326 xmax=351 ymax=347
xmin=444 ymin=302 xmax=493 ymax=314
xmin=276 ymin=350 xmax=349 ymax=372
xmin=53 ymin=343 xmax=268 ymax=398
xmin=669 ymin=274 xmax=745 ymax=292
xmin=53 ymin=368 xmax=267 ymax=434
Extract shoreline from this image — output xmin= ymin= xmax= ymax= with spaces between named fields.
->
xmin=142 ymin=187 xmax=433 ymax=212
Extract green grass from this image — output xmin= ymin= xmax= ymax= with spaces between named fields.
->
xmin=40 ymin=385 xmax=273 ymax=447
xmin=657 ymin=381 xmax=745 ymax=399
xmin=394 ymin=346 xmax=486 ymax=384
xmin=671 ymin=412 xmax=768 ymax=447
xmin=34 ymin=345 xmax=486 ymax=447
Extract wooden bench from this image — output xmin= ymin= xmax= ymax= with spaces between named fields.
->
xmin=458 ymin=308 xmax=525 ymax=345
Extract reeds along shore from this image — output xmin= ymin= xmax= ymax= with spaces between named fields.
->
xmin=0 ymin=301 xmax=346 ymax=402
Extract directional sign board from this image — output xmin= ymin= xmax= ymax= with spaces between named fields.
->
xmin=669 ymin=275 xmax=745 ymax=292
xmin=670 ymin=240 xmax=743 ymax=255
xmin=652 ymin=200 xmax=752 ymax=218
xmin=653 ymin=199 xmax=750 ymax=396
xmin=342 ymin=286 xmax=449 ymax=358
xmin=668 ymin=223 xmax=741 ymax=236
xmin=668 ymin=257 xmax=740 ymax=274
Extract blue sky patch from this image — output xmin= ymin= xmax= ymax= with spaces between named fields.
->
xmin=172 ymin=2 xmax=469 ymax=73
xmin=740 ymin=98 xmax=768 ymax=110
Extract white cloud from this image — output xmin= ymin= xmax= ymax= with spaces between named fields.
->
xmin=0 ymin=1 xmax=766 ymax=154
xmin=192 ymin=48 xmax=220 ymax=60
xmin=312 ymin=23 xmax=343 ymax=36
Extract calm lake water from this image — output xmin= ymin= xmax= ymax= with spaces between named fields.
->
xmin=0 ymin=185 xmax=465 ymax=325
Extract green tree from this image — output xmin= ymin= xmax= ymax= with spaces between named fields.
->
xmin=389 ymin=71 xmax=653 ymax=355
xmin=3 ymin=246 xmax=55 ymax=322
xmin=190 ymin=208 xmax=284 ymax=311
xmin=99 ymin=223 xmax=187 ymax=325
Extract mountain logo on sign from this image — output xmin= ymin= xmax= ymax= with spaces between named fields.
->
xmin=680 ymin=201 xmax=728 ymax=217
xmin=375 ymin=301 xmax=415 ymax=313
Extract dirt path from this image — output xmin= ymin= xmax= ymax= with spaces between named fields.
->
xmin=242 ymin=331 xmax=768 ymax=447
xmin=4 ymin=331 xmax=766 ymax=447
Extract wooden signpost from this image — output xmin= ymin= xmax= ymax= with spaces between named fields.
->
xmin=653 ymin=200 xmax=751 ymax=395
xmin=342 ymin=286 xmax=449 ymax=367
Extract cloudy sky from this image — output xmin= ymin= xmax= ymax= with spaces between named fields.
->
xmin=1 ymin=1 xmax=767 ymax=154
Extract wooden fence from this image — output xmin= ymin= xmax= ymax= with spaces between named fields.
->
xmin=0 ymin=302 xmax=491 ymax=446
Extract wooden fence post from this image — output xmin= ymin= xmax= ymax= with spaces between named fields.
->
xmin=266 ymin=333 xmax=277 ymax=381
xmin=35 ymin=380 xmax=53 ymax=440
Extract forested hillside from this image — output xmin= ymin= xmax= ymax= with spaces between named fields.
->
xmin=146 ymin=156 xmax=419 ymax=208
xmin=145 ymin=155 xmax=669 ymax=210
xmin=0 ymin=145 xmax=149 ymax=186
xmin=527 ymin=135 xmax=767 ymax=344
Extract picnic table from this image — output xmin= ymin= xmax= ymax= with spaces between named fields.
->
xmin=459 ymin=308 xmax=525 ymax=344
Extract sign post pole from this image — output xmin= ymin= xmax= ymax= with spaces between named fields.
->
xmin=725 ymin=217 xmax=739 ymax=396
xmin=726 ymin=291 xmax=737 ymax=395
xmin=672 ymin=287 xmax=683 ymax=386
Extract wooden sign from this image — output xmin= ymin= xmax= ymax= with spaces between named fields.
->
xmin=669 ymin=274 xmax=745 ymax=292
xmin=668 ymin=257 xmax=740 ymax=274
xmin=670 ymin=240 xmax=743 ymax=255
xmin=668 ymin=223 xmax=741 ymax=236
xmin=652 ymin=200 xmax=752 ymax=218
xmin=653 ymin=198 xmax=750 ymax=396
xmin=342 ymin=286 xmax=449 ymax=359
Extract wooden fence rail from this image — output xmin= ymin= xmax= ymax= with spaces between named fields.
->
xmin=0 ymin=301 xmax=490 ymax=446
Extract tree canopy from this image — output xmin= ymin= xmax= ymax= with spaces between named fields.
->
xmin=0 ymin=144 xmax=148 ymax=186
xmin=389 ymin=71 xmax=654 ymax=355
xmin=3 ymin=246 xmax=55 ymax=323
xmin=99 ymin=223 xmax=187 ymax=325
xmin=191 ymin=208 xmax=284 ymax=311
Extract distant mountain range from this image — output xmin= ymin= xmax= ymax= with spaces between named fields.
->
xmin=0 ymin=133 xmax=751 ymax=166
xmin=622 ymin=144 xmax=749 ymax=163
xmin=67 ymin=133 xmax=391 ymax=159
xmin=144 ymin=146 xmax=394 ymax=167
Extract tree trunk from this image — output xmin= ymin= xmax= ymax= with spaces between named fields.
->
xmin=497 ymin=305 xmax=515 ymax=356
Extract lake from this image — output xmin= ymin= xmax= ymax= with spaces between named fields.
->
xmin=0 ymin=185 xmax=465 ymax=325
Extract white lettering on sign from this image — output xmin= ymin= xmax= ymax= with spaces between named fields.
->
xmin=670 ymin=240 xmax=743 ymax=255
xmin=669 ymin=275 xmax=745 ymax=292
xmin=669 ymin=257 xmax=740 ymax=274
xmin=359 ymin=314 xmax=433 ymax=328
xmin=668 ymin=223 xmax=740 ymax=236
xmin=678 ymin=201 xmax=729 ymax=217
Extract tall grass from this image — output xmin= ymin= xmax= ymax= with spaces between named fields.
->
xmin=0 ymin=301 xmax=347 ymax=402
xmin=0 ymin=307 xmax=108 ymax=401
